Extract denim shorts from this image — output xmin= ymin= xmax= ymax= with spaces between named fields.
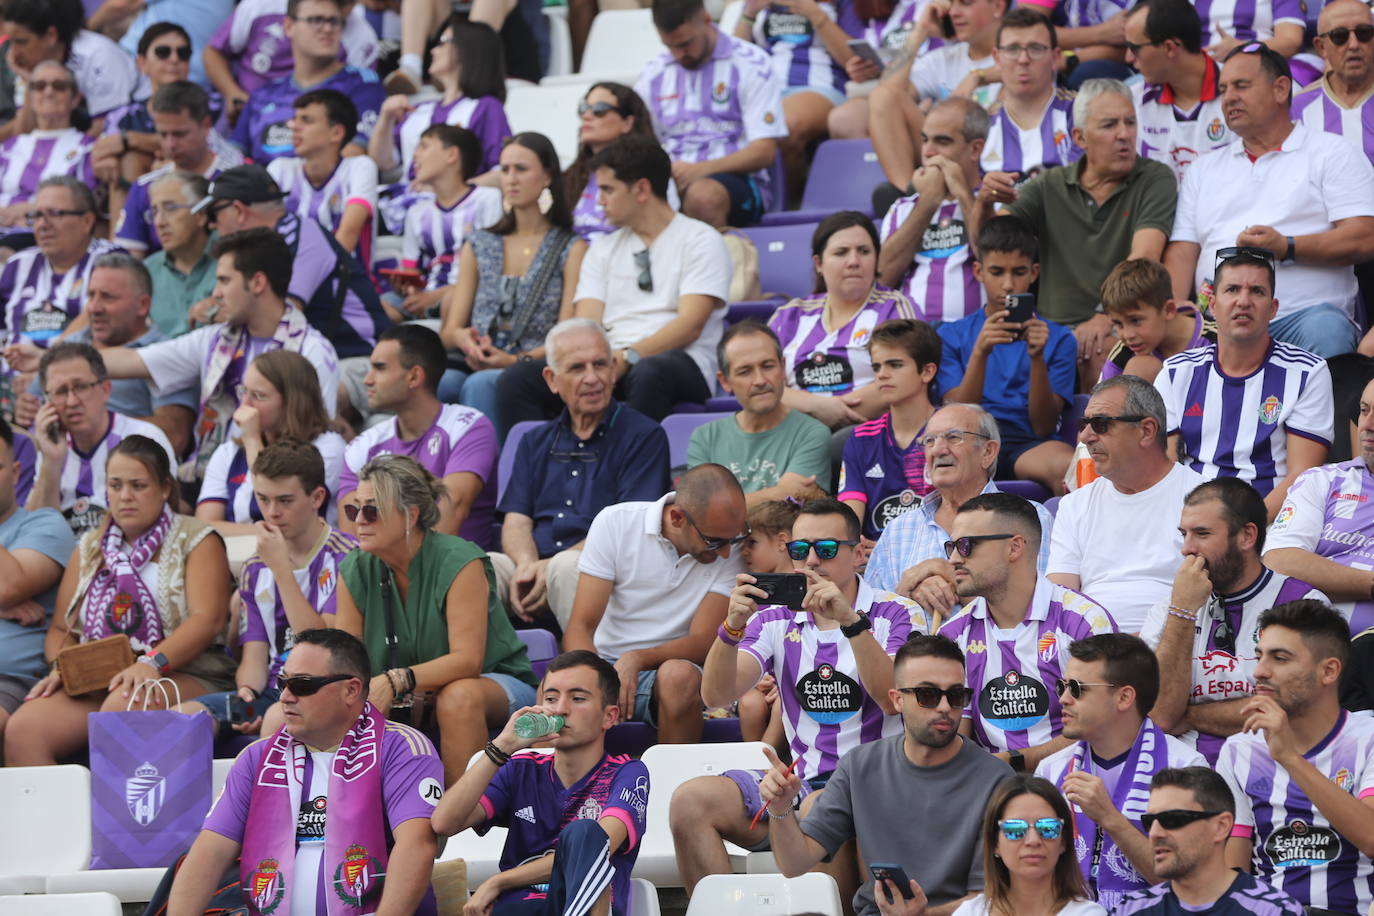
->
xmin=197 ymin=686 xmax=284 ymax=733
xmin=483 ymin=671 xmax=538 ymax=714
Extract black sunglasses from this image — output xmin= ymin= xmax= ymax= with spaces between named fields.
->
xmin=1078 ymin=414 xmax=1146 ymax=434
xmin=151 ymin=44 xmax=193 ymax=61
xmin=680 ymin=506 xmax=749 ymax=551
xmin=1055 ymin=678 xmax=1119 ymax=699
xmin=1320 ymin=24 xmax=1374 ymax=44
xmin=786 ymin=538 xmax=858 ymax=561
xmin=896 ymin=685 xmax=975 ymax=708
xmin=578 ymin=100 xmax=623 ymax=118
xmin=281 ymin=673 xmax=356 ymax=696
xmin=1123 ymin=38 xmax=1162 ymax=54
xmin=343 ymin=503 xmax=381 ymax=524
xmin=944 ymin=534 xmax=1014 ymax=558
xmin=1140 ymin=809 xmax=1225 ymax=832
xmin=1214 ymin=245 xmax=1276 ymax=273
xmin=633 ymin=249 xmax=653 ymax=292
xmin=1211 ymin=601 xmax=1235 ymax=653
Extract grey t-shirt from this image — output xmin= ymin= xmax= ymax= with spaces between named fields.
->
xmin=801 ymin=734 xmax=1013 ymax=916
xmin=686 ymin=408 xmax=832 ymax=492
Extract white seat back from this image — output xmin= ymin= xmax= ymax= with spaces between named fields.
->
xmin=212 ymin=757 xmax=236 ymax=798
xmin=630 ymin=877 xmax=662 ymax=916
xmin=578 ymin=10 xmax=664 ymax=79
xmin=0 ymin=766 xmax=91 ymax=877
xmin=0 ymin=892 xmax=123 ymax=915
xmin=504 ymin=82 xmax=594 ymax=168
xmin=686 ymin=873 xmax=844 ymax=916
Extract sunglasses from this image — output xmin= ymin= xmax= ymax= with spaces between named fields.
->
xmin=1123 ymin=38 xmax=1162 ymax=54
xmin=579 ymin=100 xmax=623 ymax=118
xmin=29 ymin=79 xmax=75 ymax=93
xmin=280 ymin=673 xmax=356 ymax=696
xmin=896 ymin=685 xmax=974 ymax=708
xmin=633 ymin=249 xmax=653 ymax=292
xmin=999 ymin=817 xmax=1064 ymax=841
xmin=944 ymin=533 xmax=1014 ymax=558
xmin=1214 ymin=245 xmax=1276 ymax=273
xmin=1055 ymin=678 xmax=1119 ymax=699
xmin=1321 ymin=24 xmax=1374 ymax=44
xmin=680 ymin=506 xmax=749 ymax=551
xmin=1140 ymin=809 xmax=1224 ymax=832
xmin=343 ymin=503 xmax=381 ymax=524
xmin=1078 ymin=414 xmax=1145 ymax=434
xmin=151 ymin=44 xmax=193 ymax=61
xmin=1211 ymin=601 xmax=1235 ymax=653
xmin=786 ymin=538 xmax=858 ymax=561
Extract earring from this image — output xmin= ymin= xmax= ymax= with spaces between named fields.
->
xmin=537 ymin=186 xmax=553 ymax=215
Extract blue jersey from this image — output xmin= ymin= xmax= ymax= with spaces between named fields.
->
xmin=231 ymin=66 xmax=385 ymax=164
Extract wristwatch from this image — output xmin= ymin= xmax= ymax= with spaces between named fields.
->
xmin=138 ymin=651 xmax=172 ymax=676
xmin=840 ymin=612 xmax=872 ymax=638
xmin=1008 ymin=751 xmax=1026 ymax=773
xmin=624 ymin=347 xmax=641 ymax=367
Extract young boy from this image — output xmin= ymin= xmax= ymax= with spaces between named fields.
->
xmin=266 ymin=88 xmax=379 ymax=262
xmin=839 ymin=318 xmax=942 ymax=542
xmin=938 ymin=215 xmax=1075 ymax=494
xmin=1099 ymin=257 xmax=1217 ymax=383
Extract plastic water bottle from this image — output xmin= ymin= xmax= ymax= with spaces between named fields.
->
xmin=514 ymin=713 xmax=565 ymax=739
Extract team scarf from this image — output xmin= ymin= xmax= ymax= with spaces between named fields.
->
xmin=80 ymin=506 xmax=172 ymax=651
xmin=241 ymin=701 xmax=389 ymax=916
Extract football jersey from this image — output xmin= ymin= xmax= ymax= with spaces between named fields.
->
xmin=1194 ymin=0 xmax=1304 ymax=47
xmin=1112 ymin=872 xmax=1306 ymax=916
xmin=268 ymin=155 xmax=379 ymax=263
xmin=1132 ymin=54 xmax=1231 ymax=183
xmin=750 ymin=1 xmax=860 ymax=95
xmin=0 ymin=129 xmax=95 ymax=211
xmin=878 ymin=193 xmax=982 ymax=323
xmin=980 ymin=90 xmax=1080 ymax=178
xmin=0 ymin=239 xmax=124 ymax=346
xmin=231 ymin=66 xmax=385 ymax=165
xmin=197 ymin=431 xmax=346 ymax=526
xmin=1292 ymin=79 xmax=1374 ymax=167
xmin=769 ymin=287 xmax=917 ymax=395
xmin=400 ymin=186 xmax=504 ymax=290
xmin=838 ymin=412 xmax=933 ymax=540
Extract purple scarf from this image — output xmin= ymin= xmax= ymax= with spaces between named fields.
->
xmin=81 ymin=506 xmax=172 ymax=652
xmin=241 ymin=702 xmax=389 ymax=916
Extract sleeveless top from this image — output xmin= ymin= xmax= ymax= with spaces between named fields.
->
xmin=468 ymin=227 xmax=574 ymax=356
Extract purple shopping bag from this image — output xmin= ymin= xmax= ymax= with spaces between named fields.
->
xmin=87 ymin=682 xmax=213 ymax=869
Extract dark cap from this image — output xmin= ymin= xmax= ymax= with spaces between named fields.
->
xmin=191 ymin=164 xmax=287 ymax=214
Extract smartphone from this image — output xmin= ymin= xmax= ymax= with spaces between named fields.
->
xmin=227 ymin=694 xmax=258 ymax=724
xmin=940 ymin=12 xmax=955 ymax=38
xmin=379 ymin=267 xmax=425 ymax=291
xmin=1004 ymin=293 xmax=1036 ymax=326
xmin=846 ymin=38 xmax=886 ymax=68
xmin=45 ymin=418 xmax=64 ymax=444
xmin=751 ymin=573 xmax=808 ymax=610
xmin=870 ymin=863 xmax=917 ymax=900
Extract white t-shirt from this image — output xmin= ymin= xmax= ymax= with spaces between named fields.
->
xmin=65 ymin=30 xmax=140 ymax=118
xmin=1047 ymin=463 xmax=1204 ymax=633
xmin=573 ymin=213 xmax=732 ymax=386
xmin=952 ymin=895 xmax=1106 ymax=916
xmin=909 ymin=44 xmax=996 ymax=106
xmin=577 ymin=492 xmax=743 ymax=661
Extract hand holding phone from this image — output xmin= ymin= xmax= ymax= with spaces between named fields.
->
xmin=1004 ymin=293 xmax=1035 ymax=326
xmin=869 ymin=863 xmax=917 ymax=900
xmin=751 ymin=573 xmax=808 ymax=610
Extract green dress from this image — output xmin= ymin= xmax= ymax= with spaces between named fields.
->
xmin=340 ymin=531 xmax=536 ymax=686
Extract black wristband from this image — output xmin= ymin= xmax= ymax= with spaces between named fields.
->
xmin=1284 ymin=236 xmax=1296 ymax=263
xmin=484 ymin=741 xmax=511 ymax=766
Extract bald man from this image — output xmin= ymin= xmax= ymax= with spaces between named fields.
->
xmin=1292 ymin=0 xmax=1374 ymax=166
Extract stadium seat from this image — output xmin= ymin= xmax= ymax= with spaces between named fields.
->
xmin=497 ymin=420 xmax=546 ymax=506
xmin=661 ymin=411 xmax=733 ymax=473
xmin=212 ymin=757 xmax=235 ymax=795
xmin=504 ymin=82 xmax=592 ymax=167
xmin=1044 ymin=495 xmax=1062 ymax=517
xmin=633 ymin=741 xmax=771 ymax=886
xmin=734 ymin=223 xmax=819 ymax=303
xmin=685 ymin=873 xmax=844 ymax=916
xmin=44 ymin=869 xmax=165 ymax=904
xmin=0 ymin=892 xmax=123 ymax=915
xmin=724 ymin=302 xmax=777 ymax=326
xmin=994 ymin=479 xmax=1051 ymax=502
xmin=704 ymin=396 xmax=741 ymax=412
xmin=516 ymin=629 xmax=560 ymax=678
xmin=761 ymin=139 xmax=885 ymax=225
xmin=546 ymin=9 xmax=664 ymax=83
xmin=544 ymin=5 xmax=573 ymax=78
xmin=1058 ymin=393 xmax=1089 ymax=444
xmin=0 ymin=765 xmax=92 ymax=894
xmin=631 ymin=877 xmax=663 ymax=916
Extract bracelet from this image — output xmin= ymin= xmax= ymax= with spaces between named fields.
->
xmin=404 ymin=667 xmax=416 ymax=693
xmin=767 ymin=807 xmax=794 ymax=820
xmin=386 ymin=668 xmax=406 ymax=697
xmin=484 ymin=740 xmax=512 ymax=767
xmin=1166 ymin=605 xmax=1198 ymax=623
xmin=136 ymin=655 xmax=161 ymax=672
xmin=718 ymin=622 xmax=744 ymax=645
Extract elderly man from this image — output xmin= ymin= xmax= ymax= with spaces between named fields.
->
xmin=143 ymin=172 xmax=217 ymax=339
xmin=862 ymin=402 xmax=1054 ymax=606
xmin=1047 ymin=375 xmax=1203 ymax=633
xmin=1292 ymin=0 xmax=1374 ymax=165
xmin=977 ymin=79 xmax=1177 ymax=380
xmin=491 ymin=319 xmax=670 ymax=629
xmin=0 ymin=61 xmax=93 ymax=228
xmin=1164 ymin=43 xmax=1374 ymax=357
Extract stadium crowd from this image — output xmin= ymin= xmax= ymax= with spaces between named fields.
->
xmin=1 ymin=0 xmax=1374 ymax=912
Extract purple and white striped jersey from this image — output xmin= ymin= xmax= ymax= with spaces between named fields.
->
xmin=206 ymin=0 xmax=380 ymax=95
xmin=866 ymin=0 xmax=947 ymax=56
xmin=1218 ymin=710 xmax=1374 ymax=913
xmin=115 ymin=149 xmax=244 ymax=255
xmin=879 ymin=193 xmax=982 ymax=323
xmin=0 ymin=239 xmax=125 ymax=346
xmin=1154 ymin=342 xmax=1334 ymax=496
xmin=980 ymin=90 xmax=1081 ymax=178
xmin=636 ymin=27 xmax=789 ymax=208
xmin=1133 ymin=55 xmax=1230 ymax=184
xmin=395 ymin=96 xmax=512 ymax=179
xmin=0 ymin=129 xmax=95 ymax=212
xmin=1050 ymin=0 xmax=1131 ymax=28
xmin=1292 ymin=80 xmax=1374 ymax=167
xmin=1112 ymin=872 xmax=1305 ymax=916
xmin=749 ymin=1 xmax=861 ymax=95
xmin=739 ymin=579 xmax=925 ymax=780
xmin=401 ymin=185 xmax=504 ymax=290
xmin=197 ymin=430 xmax=346 ymax=526
xmin=34 ymin=412 xmax=177 ymax=535
xmin=268 ymin=155 xmax=379 ymax=263
xmin=768 ymin=286 xmax=917 ymax=395
xmin=938 ymin=577 xmax=1117 ymax=753
xmin=1193 ymin=0 xmax=1304 ymax=47
xmin=1139 ymin=569 xmax=1326 ymax=763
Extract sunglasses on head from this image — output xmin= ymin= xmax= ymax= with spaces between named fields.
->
xmin=1140 ymin=809 xmax=1224 ymax=832
xmin=786 ymin=538 xmax=858 ymax=561
xmin=944 ymin=533 xmax=1014 ymax=558
xmin=281 ymin=673 xmax=356 ymax=696
xmin=1078 ymin=414 xmax=1145 ymax=434
xmin=1214 ymin=245 xmax=1276 ymax=273
xmin=1055 ymin=678 xmax=1119 ymax=699
xmin=1322 ymin=24 xmax=1374 ymax=44
xmin=151 ymin=44 xmax=193 ymax=60
xmin=579 ymin=100 xmax=623 ymax=118
xmin=895 ymin=685 xmax=974 ymax=708
xmin=999 ymin=817 xmax=1064 ymax=841
xmin=343 ymin=503 xmax=381 ymax=524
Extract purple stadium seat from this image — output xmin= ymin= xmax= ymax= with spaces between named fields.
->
xmin=1044 ymin=495 xmax=1062 ymax=518
xmin=705 ymin=396 xmax=741 ymax=412
xmin=736 ymin=222 xmax=820 ymax=303
xmin=1058 ymin=393 xmax=1089 ymax=444
xmin=516 ymin=629 xmax=560 ymax=679
xmin=725 ymin=301 xmax=778 ymax=326
xmin=604 ymin=718 xmax=744 ymax=756
xmin=497 ymin=420 xmax=544 ymax=507
xmin=662 ymin=411 xmax=734 ymax=472
xmin=762 ymin=139 xmax=885 ymax=225
xmin=995 ymin=479 xmax=1051 ymax=502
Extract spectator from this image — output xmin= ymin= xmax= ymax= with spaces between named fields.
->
xmin=115 ymin=81 xmax=244 ymax=260
xmin=1164 ymin=43 xmax=1374 ymax=358
xmin=1292 ymin=0 xmax=1374 ymax=166
xmin=28 ymin=342 xmax=177 ymax=535
xmin=1036 ymin=634 xmax=1205 ymax=910
xmin=1215 ymin=600 xmax=1374 ymax=914
xmin=1143 ymin=479 xmax=1325 ymax=762
xmin=334 ymin=455 xmax=537 ymax=781
xmin=877 ymin=96 xmax=987 ymax=325
xmin=689 ymin=321 xmax=832 ymax=506
xmin=741 ymin=499 xmax=801 ymax=575
xmin=4 ymin=435 xmax=234 ymax=765
xmin=1047 ymin=375 xmax=1202 ymax=633
xmin=638 ymin=0 xmax=788 ymax=228
xmin=142 ymin=171 xmax=217 ymax=338
xmin=1125 ymin=0 xmax=1232 ymax=185
xmin=497 ymin=135 xmax=731 ymax=425
xmin=840 ymin=318 xmax=941 ymax=542
xmin=770 ymin=212 xmax=917 ymax=430
xmin=979 ymin=79 xmax=1176 ymax=380
xmin=1192 ymin=0 xmax=1303 ymax=57
xmin=339 ymin=324 xmax=498 ymax=548
xmin=818 ymin=0 xmax=913 ymax=144
xmin=197 ymin=350 xmax=346 ymax=534
xmin=1153 ymin=247 xmax=1333 ymax=517
xmin=168 ymin=628 xmax=443 ymax=915
xmin=229 ymin=0 xmax=385 ymax=166
xmin=981 ymin=9 xmax=1081 ymax=178
xmin=108 ymin=1 xmax=232 ymax=90
xmin=760 ymin=634 xmax=1013 ymax=916
xmin=268 ymin=88 xmax=379 ymax=262
xmin=179 ymin=440 xmax=356 ymax=737
xmin=672 ymin=498 xmax=922 ymax=895
xmin=389 ymin=0 xmax=548 ymax=89
xmin=935 ymin=492 xmax=1117 ymax=769
xmin=1113 ymin=767 xmax=1305 ymax=916
xmin=0 ymin=416 xmax=73 ymax=750
xmin=1099 ymin=257 xmax=1216 ymax=383
xmin=0 ymin=61 xmax=94 ymax=228
xmin=433 ymin=651 xmax=648 ymax=916
xmin=565 ymin=82 xmax=667 ymax=243
xmin=437 ymin=133 xmax=585 ymax=425
xmin=863 ymin=402 xmax=1055 ymax=599
xmin=490 ymin=319 xmax=670 ymax=628
xmin=1343 ymin=626 xmax=1374 ymax=712
xmin=562 ymin=464 xmax=748 ymax=743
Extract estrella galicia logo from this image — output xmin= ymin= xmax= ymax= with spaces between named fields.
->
xmin=796 ymin=664 xmax=863 ymax=724
xmin=978 ymin=668 xmax=1050 ymax=732
xmin=1264 ymin=819 xmax=1341 ymax=867
xmin=125 ymin=761 xmax=165 ymax=826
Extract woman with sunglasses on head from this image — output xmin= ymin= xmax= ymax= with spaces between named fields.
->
xmin=769 ymin=210 xmax=918 ymax=430
xmin=333 ymin=454 xmax=537 ymax=781
xmin=437 ymin=132 xmax=586 ymax=433
xmin=4 ymin=435 xmax=235 ymax=766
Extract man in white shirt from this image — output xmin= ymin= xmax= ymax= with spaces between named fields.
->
xmin=497 ymin=134 xmax=732 ymax=425
xmin=562 ymin=463 xmax=748 ymax=743
xmin=1048 ymin=375 xmax=1203 ymax=633
xmin=1291 ymin=0 xmax=1374 ymax=167
xmin=1163 ymin=42 xmax=1374 ymax=357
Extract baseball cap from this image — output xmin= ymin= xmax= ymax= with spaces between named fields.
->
xmin=192 ymin=164 xmax=287 ymax=214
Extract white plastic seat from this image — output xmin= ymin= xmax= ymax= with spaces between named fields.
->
xmin=44 ymin=869 xmax=166 ymax=903
xmin=685 ymin=872 xmax=844 ymax=916
xmin=542 ymin=8 xmax=664 ymax=84
xmin=0 ymin=765 xmax=92 ymax=894
xmin=544 ymin=5 xmax=573 ymax=78
xmin=0 ymin=892 xmax=123 ymax=915
xmin=504 ymin=82 xmax=595 ymax=167
xmin=630 ymin=877 xmax=662 ymax=916
xmin=212 ymin=756 xmax=235 ymax=797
